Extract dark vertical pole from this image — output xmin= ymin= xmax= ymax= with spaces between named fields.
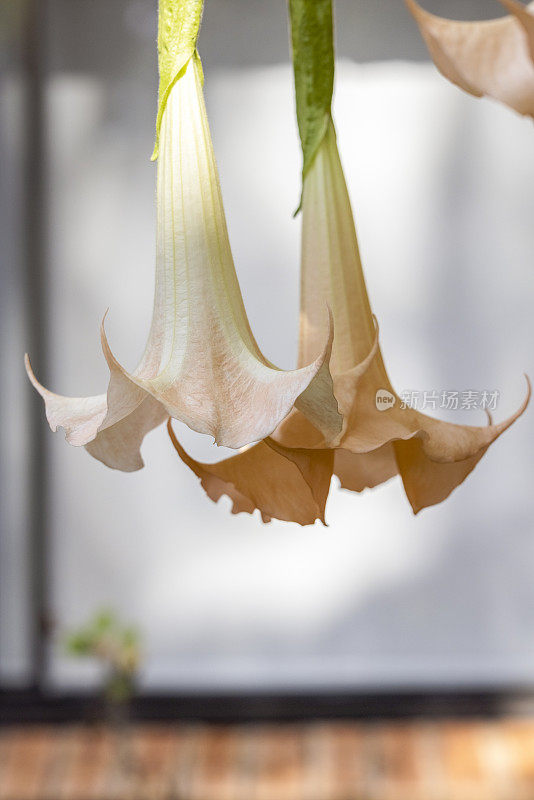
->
xmin=23 ymin=0 xmax=49 ymax=691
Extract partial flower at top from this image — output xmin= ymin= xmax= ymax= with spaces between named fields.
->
xmin=406 ymin=0 xmax=534 ymax=117
xmin=26 ymin=2 xmax=341 ymax=470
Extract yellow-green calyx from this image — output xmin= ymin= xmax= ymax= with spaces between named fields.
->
xmin=152 ymin=0 xmax=204 ymax=160
xmin=289 ymin=0 xmax=334 ymax=209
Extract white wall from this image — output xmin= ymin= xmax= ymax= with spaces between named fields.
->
xmin=2 ymin=0 xmax=534 ymax=691
xmin=43 ymin=61 xmax=534 ymax=691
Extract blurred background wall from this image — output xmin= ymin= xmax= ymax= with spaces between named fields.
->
xmin=1 ymin=0 xmax=533 ymax=695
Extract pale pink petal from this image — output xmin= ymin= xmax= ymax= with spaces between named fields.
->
xmin=25 ymin=331 xmax=167 ymax=471
xmin=86 ymin=395 xmax=167 ymax=472
xmin=25 ymin=354 xmax=107 ymax=446
xmin=406 ymin=0 xmax=534 ymax=116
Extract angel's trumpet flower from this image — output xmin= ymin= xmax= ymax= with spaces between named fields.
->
xmin=26 ymin=4 xmax=341 ymax=470
xmin=406 ymin=0 xmax=534 ymax=117
xmin=170 ymin=0 xmax=529 ymax=521
xmin=278 ymin=119 xmax=530 ymax=514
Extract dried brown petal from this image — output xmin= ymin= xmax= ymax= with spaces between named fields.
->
xmin=168 ymin=420 xmax=333 ymax=525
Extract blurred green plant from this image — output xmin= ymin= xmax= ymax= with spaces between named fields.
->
xmin=65 ymin=609 xmax=141 ymax=706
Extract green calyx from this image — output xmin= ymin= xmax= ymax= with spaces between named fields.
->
xmin=289 ymin=0 xmax=334 ymax=210
xmin=152 ymin=0 xmax=204 ymax=160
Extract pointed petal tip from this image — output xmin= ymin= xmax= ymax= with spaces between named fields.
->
xmin=405 ymin=0 xmax=423 ymax=16
xmin=516 ymin=372 xmax=532 ymax=419
xmin=512 ymin=372 xmax=531 ymax=419
xmin=24 ymin=353 xmax=47 ymax=398
xmin=167 ymin=418 xmax=182 ymax=449
xmin=98 ymin=308 xmax=111 ymax=344
xmin=24 ymin=351 xmax=34 ymax=378
xmin=292 ymin=304 xmax=343 ymax=445
xmin=303 ymin=302 xmax=334 ymax=371
xmin=24 ymin=352 xmax=35 ymax=383
xmin=99 ymin=312 xmax=125 ymax=375
xmin=405 ymin=0 xmax=434 ymax=24
xmin=212 ymin=432 xmax=226 ymax=448
xmin=498 ymin=0 xmax=528 ymax=16
xmin=331 ymin=316 xmax=380 ymax=434
xmin=99 ymin=309 xmax=110 ymax=340
xmin=25 ymin=354 xmax=58 ymax=431
xmin=368 ymin=315 xmax=381 ymax=360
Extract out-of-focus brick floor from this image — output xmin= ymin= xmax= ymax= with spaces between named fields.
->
xmin=2 ymin=720 xmax=534 ymax=800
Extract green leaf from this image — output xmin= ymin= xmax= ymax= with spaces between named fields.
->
xmin=289 ymin=0 xmax=335 ymax=210
xmin=65 ymin=630 xmax=94 ymax=656
xmin=152 ymin=0 xmax=204 ymax=160
xmin=92 ymin=609 xmax=115 ymax=633
xmin=122 ymin=627 xmax=139 ymax=647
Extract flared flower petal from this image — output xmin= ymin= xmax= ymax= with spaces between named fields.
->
xmin=406 ymin=0 xmax=534 ymax=117
xmin=25 ymin=329 xmax=167 ymax=472
xmin=393 ymin=407 xmax=528 ymax=514
xmin=25 ymin=356 xmax=108 ymax=446
xmin=167 ymin=420 xmax=333 ymax=525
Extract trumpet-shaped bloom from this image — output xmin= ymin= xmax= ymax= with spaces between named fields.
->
xmin=26 ymin=55 xmax=341 ymax=468
xmin=406 ymin=0 xmax=534 ymax=117
xmin=171 ymin=119 xmax=529 ymax=520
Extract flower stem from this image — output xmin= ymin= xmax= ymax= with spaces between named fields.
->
xmin=288 ymin=0 xmax=335 ymax=207
xmin=152 ymin=0 xmax=204 ymax=159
